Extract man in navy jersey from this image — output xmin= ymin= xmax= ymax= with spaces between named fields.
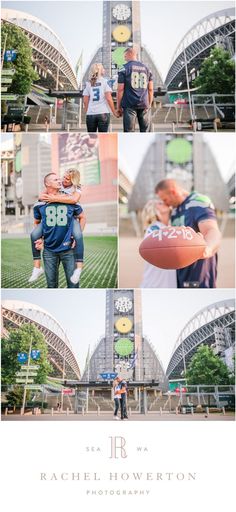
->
xmin=117 ymin=46 xmax=153 ymax=132
xmin=33 ymin=173 xmax=85 ymax=288
xmin=155 ymin=179 xmax=221 ymax=288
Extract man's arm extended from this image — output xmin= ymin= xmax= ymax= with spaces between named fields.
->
xmin=117 ymin=83 xmax=124 ymax=112
xmin=148 ymin=80 xmax=154 ymax=107
xmin=198 ymin=219 xmax=221 ymax=258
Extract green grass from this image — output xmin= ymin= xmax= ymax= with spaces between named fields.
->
xmin=2 ymin=236 xmax=117 ymax=288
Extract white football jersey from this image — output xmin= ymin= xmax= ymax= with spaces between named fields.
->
xmin=60 ymin=185 xmax=82 ymax=199
xmin=140 ymin=221 xmax=177 ymax=289
xmin=83 ymin=77 xmax=112 ymax=115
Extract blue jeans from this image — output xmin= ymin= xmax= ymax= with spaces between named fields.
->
xmin=114 ymin=398 xmax=120 ymax=416
xmin=123 ymin=107 xmax=151 ymax=132
xmin=86 ymin=113 xmax=110 ymax=132
xmin=120 ymin=394 xmax=128 ymax=419
xmin=43 ymin=248 xmax=79 ymax=288
xmin=31 ymin=220 xmax=84 ymax=262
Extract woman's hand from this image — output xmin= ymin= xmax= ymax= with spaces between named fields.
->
xmin=40 ymin=193 xmax=55 ymax=202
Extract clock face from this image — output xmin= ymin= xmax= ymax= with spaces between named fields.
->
xmin=115 ymin=317 xmax=133 ymax=334
xmin=112 ymin=3 xmax=131 ymax=21
xmin=112 ymin=25 xmax=131 ymax=43
xmin=115 ymin=338 xmax=134 ymax=356
xmin=115 ymin=296 xmax=132 ymax=313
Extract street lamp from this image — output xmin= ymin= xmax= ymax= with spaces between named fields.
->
xmin=181 ymin=47 xmax=194 ymax=122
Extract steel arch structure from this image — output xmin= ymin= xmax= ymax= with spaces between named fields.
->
xmin=166 ymin=299 xmax=235 ymax=380
xmin=165 ymin=8 xmax=235 ymax=90
xmin=2 ymin=301 xmax=81 ymax=380
xmin=1 ymin=8 xmax=78 ymax=90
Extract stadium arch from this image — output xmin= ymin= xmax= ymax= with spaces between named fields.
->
xmin=165 ymin=8 xmax=235 ymax=91
xmin=2 ymin=300 xmax=81 ymax=380
xmin=166 ymin=299 xmax=235 ymax=381
xmin=1 ymin=8 xmax=78 ymax=92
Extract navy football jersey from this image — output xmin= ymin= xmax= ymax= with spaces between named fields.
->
xmin=171 ymin=192 xmax=217 ymax=288
xmin=33 ymin=202 xmax=83 ymax=253
xmin=118 ymin=60 xmax=153 ymax=109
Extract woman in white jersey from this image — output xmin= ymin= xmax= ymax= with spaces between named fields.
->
xmin=140 ymin=199 xmax=177 ymax=288
xmin=83 ymin=63 xmax=118 ymax=132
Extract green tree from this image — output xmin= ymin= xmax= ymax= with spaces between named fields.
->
xmin=1 ymin=24 xmax=38 ymax=95
xmin=1 ymin=323 xmax=52 ymax=384
xmin=186 ymin=345 xmax=231 ymax=385
xmin=5 ymin=386 xmax=30 ymax=406
xmin=193 ymin=47 xmax=235 ymax=94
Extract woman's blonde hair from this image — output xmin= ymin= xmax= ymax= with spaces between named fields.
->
xmin=89 ymin=63 xmax=104 ymax=86
xmin=66 ymin=168 xmax=81 ymax=189
xmin=141 ymin=199 xmax=162 ymax=231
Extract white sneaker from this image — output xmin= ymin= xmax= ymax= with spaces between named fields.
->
xmin=113 ymin=416 xmax=120 ymax=420
xmin=28 ymin=267 xmax=44 ymax=283
xmin=70 ymin=268 xmax=82 ymax=284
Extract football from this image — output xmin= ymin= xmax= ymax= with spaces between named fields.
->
xmin=139 ymin=226 xmax=207 ymax=269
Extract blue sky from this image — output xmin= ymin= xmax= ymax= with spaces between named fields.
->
xmin=2 ymin=289 xmax=234 ymax=373
xmin=3 ymin=0 xmax=234 ymax=79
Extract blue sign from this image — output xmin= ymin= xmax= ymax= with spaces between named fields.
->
xmin=4 ymin=50 xmax=17 ymax=62
xmin=99 ymin=372 xmax=118 ymax=380
xmin=17 ymin=352 xmax=28 ymax=364
xmin=31 ymin=350 xmax=40 ymax=360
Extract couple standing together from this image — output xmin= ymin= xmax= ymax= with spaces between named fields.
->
xmin=83 ymin=46 xmax=153 ymax=133
xmin=28 ymin=170 xmax=86 ymax=288
xmin=113 ymin=377 xmax=128 ymax=420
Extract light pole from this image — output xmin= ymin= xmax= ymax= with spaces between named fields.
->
xmin=21 ymin=331 xmax=33 ymax=414
xmin=182 ymin=47 xmax=194 ymax=122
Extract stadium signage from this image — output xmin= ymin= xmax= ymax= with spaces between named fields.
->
xmin=1 ymin=77 xmax=13 ymax=84
xmin=99 ymin=372 xmax=118 ymax=380
xmin=16 ymin=378 xmax=34 ymax=384
xmin=62 ymin=389 xmax=75 ymax=395
xmin=4 ymin=49 xmax=17 ymax=62
xmin=1 ymin=94 xmax=18 ymax=101
xmin=1 ymin=68 xmax=15 ymax=76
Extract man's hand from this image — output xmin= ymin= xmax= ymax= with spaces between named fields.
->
xmin=35 ymin=238 xmax=44 ymax=250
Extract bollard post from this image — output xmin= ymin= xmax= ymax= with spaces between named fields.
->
xmin=51 ymin=408 xmax=54 ymax=416
xmin=206 ymin=407 xmax=209 ymax=416
xmin=82 ymin=406 xmax=85 ymax=416
xmin=66 ymin=408 xmax=69 ymax=416
xmin=5 ymin=408 xmax=8 ymax=416
xmin=191 ymin=407 xmax=194 ymax=415
xmin=222 ymin=407 xmax=225 ymax=415
xmin=172 ymin=122 xmax=175 ymax=133
xmin=67 ymin=124 xmax=70 ymax=132
xmin=97 ymin=406 xmax=100 ymax=416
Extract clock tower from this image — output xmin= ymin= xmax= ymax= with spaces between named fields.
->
xmin=105 ymin=289 xmax=142 ymax=380
xmin=83 ymin=1 xmax=163 ymax=89
xmin=83 ymin=289 xmax=167 ymax=388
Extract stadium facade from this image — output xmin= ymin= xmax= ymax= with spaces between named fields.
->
xmin=82 ymin=289 xmax=168 ymax=390
xmin=1 ymin=300 xmax=81 ymax=380
xmin=128 ymin=134 xmax=229 ymax=213
xmin=166 ymin=299 xmax=235 ymax=381
xmin=82 ymin=1 xmax=163 ymax=89
xmin=165 ymin=8 xmax=235 ymax=91
xmin=1 ymin=8 xmax=78 ymax=95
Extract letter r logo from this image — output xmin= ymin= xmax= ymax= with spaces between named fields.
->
xmin=109 ymin=437 xmax=127 ymax=459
